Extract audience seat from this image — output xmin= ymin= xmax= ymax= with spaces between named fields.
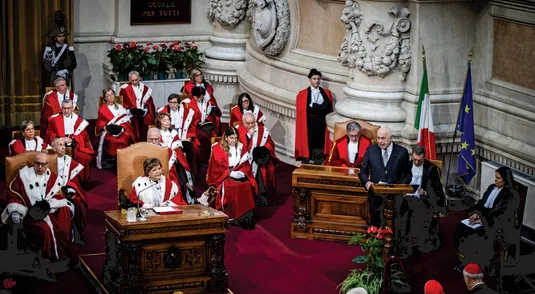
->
xmin=5 ymin=151 xmax=59 ymax=187
xmin=333 ymin=120 xmax=380 ymax=143
xmin=116 ymin=142 xmax=170 ymax=208
xmin=12 ymin=130 xmax=41 ymax=140
xmin=211 ymin=136 xmax=223 ymax=145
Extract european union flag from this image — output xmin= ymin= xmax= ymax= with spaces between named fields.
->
xmin=457 ymin=62 xmax=476 ymax=185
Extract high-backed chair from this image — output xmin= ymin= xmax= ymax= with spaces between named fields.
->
xmin=98 ymin=95 xmax=123 ymax=107
xmin=116 ymin=142 xmax=170 ymax=208
xmin=232 ymin=121 xmax=241 ymax=127
xmin=45 ymin=86 xmax=55 ymax=93
xmin=12 ymin=130 xmax=41 ymax=140
xmin=429 ymin=159 xmax=443 ymax=170
xmin=179 ymin=94 xmax=191 ymax=101
xmin=229 ymin=103 xmax=237 ymax=111
xmin=6 ymin=151 xmax=58 ymax=186
xmin=211 ymin=136 xmax=223 ymax=145
xmin=333 ymin=120 xmax=380 ymax=143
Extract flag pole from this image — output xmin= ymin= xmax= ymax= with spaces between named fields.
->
xmin=445 ymin=50 xmax=473 ymax=188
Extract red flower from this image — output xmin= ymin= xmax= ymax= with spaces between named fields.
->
xmin=161 ymin=44 xmax=168 ymax=49
xmin=152 ymin=45 xmax=159 ymax=50
xmin=146 ymin=41 xmax=153 ymax=45
xmin=172 ymin=45 xmax=180 ymax=51
xmin=165 ymin=41 xmax=169 ymax=44
xmin=129 ymin=41 xmax=137 ymax=48
xmin=192 ymin=41 xmax=195 ymax=44
xmin=115 ymin=44 xmax=121 ymax=50
xmin=376 ymin=233 xmax=384 ymax=239
xmin=185 ymin=43 xmax=191 ymax=48
xmin=193 ymin=45 xmax=198 ymax=49
xmin=367 ymin=226 xmax=378 ymax=234
xmin=144 ymin=47 xmax=150 ymax=52
xmin=3 ymin=278 xmax=16 ymax=289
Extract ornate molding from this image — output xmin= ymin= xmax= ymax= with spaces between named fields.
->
xmin=292 ymin=188 xmax=311 ymax=233
xmin=128 ymin=223 xmax=224 ymax=235
xmin=297 ymin=178 xmax=362 ymax=187
xmin=338 ymin=0 xmax=411 ymax=81
xmin=252 ymin=0 xmax=291 ymax=56
xmin=207 ymin=0 xmax=250 ymax=28
xmin=146 ymin=281 xmax=204 ymax=292
xmin=313 ymin=228 xmax=361 ymax=236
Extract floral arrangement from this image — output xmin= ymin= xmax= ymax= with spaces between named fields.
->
xmin=338 ymin=226 xmax=411 ymax=294
xmin=0 ymin=278 xmax=16 ymax=293
xmin=106 ymin=40 xmax=205 ymax=81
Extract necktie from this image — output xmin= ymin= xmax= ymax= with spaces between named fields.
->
xmin=383 ymin=149 xmax=389 ymax=167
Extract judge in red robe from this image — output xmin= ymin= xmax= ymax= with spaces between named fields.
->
xmin=147 ymin=128 xmax=195 ymax=203
xmin=181 ymin=68 xmax=222 ymax=135
xmin=176 ymin=86 xmax=212 ymax=175
xmin=230 ymin=93 xmax=266 ymax=127
xmin=40 ymin=77 xmax=78 ymax=139
xmin=128 ymin=158 xmax=186 ymax=208
xmin=51 ymin=137 xmax=88 ymax=244
xmin=46 ymin=99 xmax=94 ymax=182
xmin=96 ymin=88 xmax=137 ymax=169
xmin=326 ymin=121 xmax=372 ymax=168
xmin=295 ymin=68 xmax=333 ymax=165
xmin=157 ymin=93 xmax=181 ymax=127
xmin=207 ymin=126 xmax=258 ymax=230
xmin=119 ymin=71 xmax=156 ymax=142
xmin=1 ymin=153 xmax=73 ymax=261
xmin=238 ymin=113 xmax=279 ymax=205
xmin=9 ymin=120 xmax=49 ymax=156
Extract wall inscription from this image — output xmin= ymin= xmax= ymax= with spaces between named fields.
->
xmin=130 ymin=0 xmax=191 ymax=25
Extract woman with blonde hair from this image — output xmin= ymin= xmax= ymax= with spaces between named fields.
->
xmin=181 ymin=68 xmax=222 ymax=135
xmin=95 ymin=87 xmax=137 ymax=169
xmin=207 ymin=126 xmax=258 ymax=229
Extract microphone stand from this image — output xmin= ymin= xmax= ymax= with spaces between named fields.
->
xmin=135 ymin=181 xmax=159 ymax=222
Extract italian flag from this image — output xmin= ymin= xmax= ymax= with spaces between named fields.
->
xmin=414 ymin=61 xmax=437 ymax=160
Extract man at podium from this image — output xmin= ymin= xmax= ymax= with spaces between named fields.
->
xmin=358 ymin=127 xmax=412 ymax=226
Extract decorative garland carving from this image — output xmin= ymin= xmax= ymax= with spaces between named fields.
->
xmin=208 ymin=234 xmax=228 ymax=292
xmin=313 ymin=228 xmax=360 ymax=236
xmin=146 ymin=281 xmax=204 ymax=292
xmin=292 ymin=188 xmax=311 ymax=233
xmin=297 ymin=178 xmax=362 ymax=187
xmin=338 ymin=0 xmax=411 ymax=81
xmin=207 ymin=0 xmax=249 ymax=28
xmin=252 ymin=0 xmax=291 ymax=56
xmin=127 ymin=222 xmax=223 ymax=235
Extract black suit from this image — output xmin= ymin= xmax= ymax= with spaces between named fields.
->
xmin=469 ymin=283 xmax=499 ymax=294
xmin=412 ymin=160 xmax=446 ymax=214
xmin=358 ymin=143 xmax=412 ymax=226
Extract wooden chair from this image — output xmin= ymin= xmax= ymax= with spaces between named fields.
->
xmin=229 ymin=103 xmax=237 ymax=111
xmin=211 ymin=136 xmax=223 ymax=145
xmin=116 ymin=142 xmax=170 ymax=208
xmin=12 ymin=130 xmax=41 ymax=140
xmin=6 ymin=151 xmax=59 ymax=186
xmin=429 ymin=159 xmax=443 ymax=170
xmin=179 ymin=94 xmax=191 ymax=101
xmin=98 ymin=95 xmax=123 ymax=107
xmin=333 ymin=120 xmax=381 ymax=143
xmin=45 ymin=86 xmax=55 ymax=93
xmin=232 ymin=121 xmax=241 ymax=127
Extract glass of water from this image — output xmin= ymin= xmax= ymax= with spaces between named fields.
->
xmin=126 ymin=207 xmax=137 ymax=222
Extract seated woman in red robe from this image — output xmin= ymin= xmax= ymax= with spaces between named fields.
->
xmin=8 ymin=120 xmax=49 ymax=156
xmin=207 ymin=126 xmax=258 ymax=230
xmin=229 ymin=93 xmax=266 ymax=127
xmin=156 ymin=112 xmax=182 ymax=150
xmin=96 ymin=88 xmax=137 ymax=169
xmin=128 ymin=158 xmax=186 ymax=209
xmin=181 ymin=68 xmax=222 ymax=135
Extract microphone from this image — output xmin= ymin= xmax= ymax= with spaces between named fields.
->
xmin=135 ymin=180 xmax=159 ymax=220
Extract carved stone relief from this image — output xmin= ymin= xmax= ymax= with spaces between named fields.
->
xmin=207 ymin=0 xmax=250 ymax=28
xmin=338 ymin=0 xmax=411 ymax=81
xmin=251 ymin=0 xmax=291 ymax=56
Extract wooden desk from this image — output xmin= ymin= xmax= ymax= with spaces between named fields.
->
xmin=103 ymin=205 xmax=230 ymax=294
xmin=291 ymin=164 xmax=369 ymax=241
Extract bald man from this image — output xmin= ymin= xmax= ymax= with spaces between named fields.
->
xmin=358 ymin=127 xmax=412 ymax=226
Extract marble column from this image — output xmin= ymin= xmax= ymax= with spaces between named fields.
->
xmin=204 ymin=0 xmax=251 ymax=123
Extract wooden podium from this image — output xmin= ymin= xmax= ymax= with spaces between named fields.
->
xmin=291 ymin=164 xmax=369 ymax=241
xmin=102 ymin=205 xmax=230 ymax=294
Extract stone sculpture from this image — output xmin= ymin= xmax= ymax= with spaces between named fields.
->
xmin=251 ymin=0 xmax=291 ymax=57
xmin=207 ymin=0 xmax=249 ymax=28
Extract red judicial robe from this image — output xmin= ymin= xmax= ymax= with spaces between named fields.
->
xmin=41 ymin=90 xmax=78 ymax=140
xmin=160 ymin=129 xmax=182 ymax=151
xmin=119 ymin=82 xmax=156 ymax=141
xmin=128 ymin=175 xmax=186 ymax=207
xmin=46 ymin=113 xmax=94 ymax=182
xmin=182 ymin=81 xmax=221 ymax=135
xmin=8 ymin=136 xmax=49 ymax=156
xmin=176 ymin=98 xmax=205 ymax=174
xmin=294 ymin=87 xmax=334 ymax=159
xmin=229 ymin=105 xmax=266 ymax=127
xmin=1 ymin=166 xmax=73 ymax=261
xmin=207 ymin=142 xmax=258 ymax=220
xmin=96 ymin=103 xmax=137 ymax=169
xmin=326 ymin=135 xmax=372 ymax=168
xmin=238 ymin=124 xmax=279 ymax=203
xmin=55 ymin=155 xmax=87 ymax=236
xmin=157 ymin=105 xmax=182 ymax=127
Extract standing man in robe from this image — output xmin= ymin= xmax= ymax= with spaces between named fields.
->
xmin=1 ymin=153 xmax=74 ymax=261
xmin=119 ymin=71 xmax=156 ymax=142
xmin=325 ymin=121 xmax=372 ymax=168
xmin=238 ymin=112 xmax=279 ymax=206
xmin=46 ymin=99 xmax=94 ymax=183
xmin=358 ymin=127 xmax=412 ymax=227
xmin=41 ymin=77 xmax=78 ymax=138
xmin=51 ymin=137 xmax=87 ymax=245
xmin=294 ymin=68 xmax=333 ymax=165
xmin=43 ymin=23 xmax=77 ymax=86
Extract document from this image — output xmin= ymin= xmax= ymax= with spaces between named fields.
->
xmin=404 ymin=192 xmax=420 ymax=199
xmin=198 ymin=193 xmax=211 ymax=205
xmin=461 ymin=218 xmax=483 ymax=229
xmin=153 ymin=206 xmax=177 ymax=213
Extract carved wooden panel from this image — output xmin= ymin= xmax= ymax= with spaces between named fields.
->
xmin=311 ymin=191 xmax=369 ymax=224
xmin=493 ymin=19 xmax=535 ymax=90
xmin=141 ymin=241 xmax=205 ymax=275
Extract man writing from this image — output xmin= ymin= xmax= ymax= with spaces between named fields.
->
xmin=46 ymin=99 xmax=94 ymax=182
xmin=325 ymin=121 xmax=372 ymax=168
xmin=41 ymin=77 xmax=78 ymax=138
xmin=238 ymin=112 xmax=279 ymax=206
xmin=51 ymin=137 xmax=87 ymax=245
xmin=358 ymin=127 xmax=412 ymax=226
xmin=119 ymin=71 xmax=156 ymax=141
xmin=1 ymin=153 xmax=74 ymax=261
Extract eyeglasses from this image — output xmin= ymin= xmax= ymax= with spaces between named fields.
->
xmin=169 ymin=101 xmax=179 ymax=104
xmin=62 ymin=107 xmax=73 ymax=110
xmin=35 ymin=161 xmax=49 ymax=167
xmin=24 ymin=127 xmax=35 ymax=131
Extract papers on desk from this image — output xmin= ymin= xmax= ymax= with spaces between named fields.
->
xmin=378 ymin=181 xmax=388 ymax=185
xmin=461 ymin=218 xmax=483 ymax=229
xmin=404 ymin=192 xmax=420 ymax=199
xmin=348 ymin=168 xmax=356 ymax=175
xmin=198 ymin=193 xmax=210 ymax=205
xmin=153 ymin=206 xmax=182 ymax=215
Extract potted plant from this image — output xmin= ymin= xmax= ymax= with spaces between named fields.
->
xmin=169 ymin=41 xmax=185 ymax=78
xmin=338 ymin=226 xmax=411 ymax=294
xmin=0 ymin=277 xmax=16 ymax=293
xmin=182 ymin=41 xmax=205 ymax=76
